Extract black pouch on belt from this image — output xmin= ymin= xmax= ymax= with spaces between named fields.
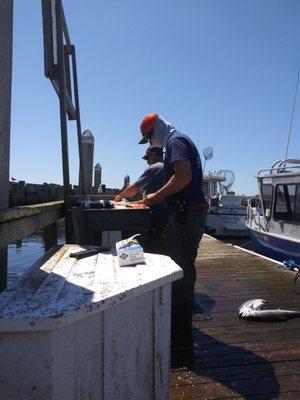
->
xmin=176 ymin=199 xmax=187 ymax=225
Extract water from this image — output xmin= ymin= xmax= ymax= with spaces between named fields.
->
xmin=7 ymin=220 xmax=66 ymax=284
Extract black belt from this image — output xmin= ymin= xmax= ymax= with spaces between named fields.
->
xmin=175 ymin=201 xmax=208 ymax=224
xmin=187 ymin=203 xmax=208 ymax=211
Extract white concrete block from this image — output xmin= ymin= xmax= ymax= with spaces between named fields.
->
xmin=0 ymin=245 xmax=182 ymax=400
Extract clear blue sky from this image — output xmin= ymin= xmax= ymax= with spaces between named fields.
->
xmin=10 ymin=0 xmax=300 ymax=194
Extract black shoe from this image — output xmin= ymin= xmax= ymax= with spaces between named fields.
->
xmin=171 ymin=312 xmax=194 ymax=350
xmin=171 ymin=347 xmax=194 ymax=369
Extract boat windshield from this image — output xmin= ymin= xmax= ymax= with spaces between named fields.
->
xmin=273 ymin=183 xmax=300 ymax=223
xmin=261 ymin=183 xmax=273 ymax=217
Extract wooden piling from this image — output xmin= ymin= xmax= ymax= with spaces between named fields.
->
xmin=80 ymin=130 xmax=94 ymax=195
xmin=11 ymin=183 xmax=19 ymax=207
xmin=0 ymin=0 xmax=13 ymax=291
xmin=18 ymin=181 xmax=25 ymax=204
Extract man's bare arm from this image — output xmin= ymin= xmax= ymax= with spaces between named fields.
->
xmin=115 ymin=185 xmax=140 ymax=202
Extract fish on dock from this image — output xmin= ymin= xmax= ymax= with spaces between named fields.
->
xmin=239 ymin=299 xmax=300 ymax=322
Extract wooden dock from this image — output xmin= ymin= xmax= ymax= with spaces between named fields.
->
xmin=171 ymin=235 xmax=300 ymax=399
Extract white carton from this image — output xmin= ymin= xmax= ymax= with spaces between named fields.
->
xmin=116 ymin=234 xmax=144 ymax=266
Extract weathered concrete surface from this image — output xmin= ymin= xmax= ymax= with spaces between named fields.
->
xmin=0 ymin=244 xmax=182 ymax=399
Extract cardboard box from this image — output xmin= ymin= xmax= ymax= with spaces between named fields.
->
xmin=116 ymin=235 xmax=144 ymax=266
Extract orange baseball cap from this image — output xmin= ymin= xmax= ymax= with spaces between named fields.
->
xmin=139 ymin=113 xmax=158 ymax=144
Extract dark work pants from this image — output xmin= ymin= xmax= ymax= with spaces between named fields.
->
xmin=166 ymin=208 xmax=207 ymax=349
xmin=144 ymin=206 xmax=168 ymax=255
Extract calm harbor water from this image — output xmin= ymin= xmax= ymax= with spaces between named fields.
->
xmin=7 ymin=220 xmax=66 ymax=285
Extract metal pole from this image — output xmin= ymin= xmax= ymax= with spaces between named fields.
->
xmin=203 ymin=159 xmax=207 ymax=174
xmin=284 ymin=67 xmax=300 ymax=162
xmin=71 ymin=45 xmax=85 ymax=194
xmin=0 ymin=0 xmax=13 ymax=291
xmin=55 ymin=0 xmax=71 ymax=241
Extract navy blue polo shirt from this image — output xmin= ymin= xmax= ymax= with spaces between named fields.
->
xmin=164 ymin=131 xmax=206 ymax=211
xmin=134 ymin=162 xmax=167 ymax=217
xmin=134 ymin=162 xmax=165 ymax=195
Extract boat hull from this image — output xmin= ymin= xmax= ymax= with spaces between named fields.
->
xmin=247 ymin=227 xmax=300 ymax=265
xmin=207 ymin=212 xmax=248 ymax=237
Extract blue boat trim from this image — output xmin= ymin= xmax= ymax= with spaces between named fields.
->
xmin=247 ymin=226 xmax=300 ymax=265
xmin=208 ymin=212 xmax=247 ymax=216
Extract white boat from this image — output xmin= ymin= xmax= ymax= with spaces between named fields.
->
xmin=246 ymin=159 xmax=300 ymax=264
xmin=203 ymin=171 xmax=249 ymax=237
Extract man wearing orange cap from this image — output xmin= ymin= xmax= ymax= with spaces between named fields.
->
xmin=139 ymin=113 xmax=208 ymax=366
xmin=115 ymin=145 xmax=167 ymax=254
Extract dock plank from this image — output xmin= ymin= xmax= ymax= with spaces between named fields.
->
xmin=171 ymin=235 xmax=300 ymax=399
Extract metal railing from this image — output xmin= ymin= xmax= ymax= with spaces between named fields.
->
xmin=257 ymin=159 xmax=300 ymax=177
xmin=246 ymin=197 xmax=266 ymax=232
